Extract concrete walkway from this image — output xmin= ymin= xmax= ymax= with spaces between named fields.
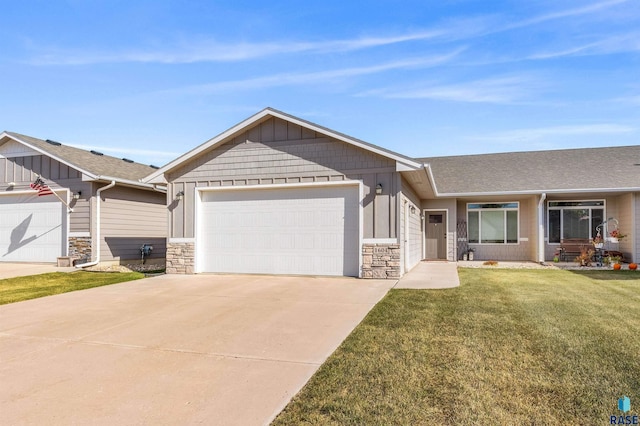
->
xmin=0 ymin=263 xmax=76 ymax=280
xmin=0 ymin=273 xmax=393 ymax=426
xmin=395 ymin=261 xmax=460 ymax=289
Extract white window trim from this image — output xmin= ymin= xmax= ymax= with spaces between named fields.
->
xmin=467 ymin=202 xmax=520 ymax=245
xmin=546 ymin=199 xmax=606 ymax=245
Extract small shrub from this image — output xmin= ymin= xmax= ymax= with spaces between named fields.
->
xmin=483 ymin=260 xmax=498 ymax=266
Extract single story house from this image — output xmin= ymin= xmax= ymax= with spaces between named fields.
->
xmin=0 ymin=131 xmax=167 ymax=266
xmin=144 ymin=108 xmax=639 ymax=278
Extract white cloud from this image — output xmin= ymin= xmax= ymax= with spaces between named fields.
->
xmin=29 ymin=30 xmax=447 ymax=66
xmin=158 ymin=50 xmax=464 ymax=94
xmin=25 ymin=0 xmax=630 ymax=66
xmin=471 ymin=124 xmax=635 ymax=142
xmin=527 ymin=32 xmax=640 ymax=60
xmin=362 ymin=75 xmax=542 ymax=104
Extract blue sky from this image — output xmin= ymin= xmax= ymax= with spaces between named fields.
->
xmin=1 ymin=0 xmax=638 ymax=166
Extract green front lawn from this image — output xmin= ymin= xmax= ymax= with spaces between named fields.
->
xmin=0 ymin=271 xmax=144 ymax=305
xmin=273 ymin=269 xmax=640 ymax=425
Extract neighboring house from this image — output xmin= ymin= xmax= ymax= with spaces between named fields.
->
xmin=140 ymin=108 xmax=637 ymax=278
xmin=420 ymin=149 xmax=640 ymax=266
xmin=0 ymin=131 xmax=167 ymax=266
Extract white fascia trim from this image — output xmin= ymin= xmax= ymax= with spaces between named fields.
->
xmin=142 ymin=108 xmax=423 ymax=183
xmin=363 ymin=238 xmax=399 ymax=244
xmin=2 ymin=132 xmax=98 ymax=180
xmin=0 ymin=188 xmax=68 ymax=197
xmin=434 ymin=187 xmax=640 ymax=198
xmin=196 ymin=180 xmax=360 ymax=193
xmin=69 ymin=232 xmax=91 ymax=238
xmin=96 ymin=176 xmax=167 ymax=191
xmin=169 ymin=238 xmax=195 ymax=243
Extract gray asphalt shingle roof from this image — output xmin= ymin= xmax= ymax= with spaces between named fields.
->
xmin=419 ymin=145 xmax=640 ymax=194
xmin=4 ymin=132 xmax=158 ymax=182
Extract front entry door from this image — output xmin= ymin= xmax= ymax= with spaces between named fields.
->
xmin=425 ymin=212 xmax=447 ymax=259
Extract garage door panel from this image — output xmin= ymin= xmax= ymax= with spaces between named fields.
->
xmin=0 ymin=195 xmax=66 ymax=262
xmin=198 ymin=185 xmax=359 ymax=276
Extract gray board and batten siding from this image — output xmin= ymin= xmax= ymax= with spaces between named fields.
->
xmin=168 ymin=116 xmax=400 ymax=241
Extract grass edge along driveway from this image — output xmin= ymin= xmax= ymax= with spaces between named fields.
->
xmin=273 ymin=268 xmax=640 ymax=425
xmin=0 ymin=271 xmax=144 ymax=305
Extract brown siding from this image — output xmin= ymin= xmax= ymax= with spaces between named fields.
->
xmin=168 ymin=117 xmax=397 ymax=239
xmin=100 ymin=185 xmax=167 ymax=262
xmin=0 ymin=155 xmax=90 ymax=232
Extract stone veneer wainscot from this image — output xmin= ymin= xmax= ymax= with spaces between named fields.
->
xmin=362 ymin=243 xmax=400 ymax=279
xmin=166 ymin=242 xmax=195 ymax=274
xmin=68 ymin=237 xmax=92 ymax=264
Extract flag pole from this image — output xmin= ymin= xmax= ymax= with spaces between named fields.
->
xmin=51 ymin=189 xmax=73 ymax=213
xmin=34 ymin=175 xmax=74 ymax=213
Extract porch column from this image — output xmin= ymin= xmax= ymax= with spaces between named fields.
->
xmin=538 ymin=193 xmax=546 ymax=263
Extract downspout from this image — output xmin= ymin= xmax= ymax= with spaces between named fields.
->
xmin=538 ymin=192 xmax=547 ymax=264
xmin=75 ymin=181 xmax=116 ymax=268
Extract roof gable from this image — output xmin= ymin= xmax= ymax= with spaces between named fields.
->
xmin=0 ymin=131 xmax=161 ymax=187
xmin=143 ymin=107 xmax=423 ymax=183
xmin=0 ymin=139 xmax=40 ymax=158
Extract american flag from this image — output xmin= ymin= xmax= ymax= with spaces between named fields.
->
xmin=30 ymin=176 xmax=54 ymax=196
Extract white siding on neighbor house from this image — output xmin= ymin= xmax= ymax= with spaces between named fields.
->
xmin=99 ymin=185 xmax=166 ymax=262
xmin=0 ymin=193 xmax=67 ymax=262
xmin=400 ymin=178 xmax=423 ymax=273
xmin=168 ymin=117 xmax=398 ymax=241
xmin=0 ymin=155 xmax=90 ymax=234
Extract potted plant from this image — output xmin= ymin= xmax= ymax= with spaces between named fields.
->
xmin=467 ymin=248 xmax=476 ymax=261
xmin=592 ymin=234 xmax=604 ymax=249
xmin=609 ymin=229 xmax=626 ymax=243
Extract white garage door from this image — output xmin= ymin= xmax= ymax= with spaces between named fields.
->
xmin=197 ymin=184 xmax=360 ymax=276
xmin=0 ymin=194 xmax=66 ymax=262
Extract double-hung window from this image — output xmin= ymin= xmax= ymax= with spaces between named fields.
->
xmin=547 ymin=200 xmax=604 ymax=243
xmin=468 ymin=203 xmax=519 ymax=244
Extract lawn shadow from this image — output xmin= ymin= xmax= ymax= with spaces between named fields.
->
xmin=568 ymin=270 xmax=640 ymax=281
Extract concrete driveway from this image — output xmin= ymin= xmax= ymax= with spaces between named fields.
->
xmin=0 ymin=274 xmax=393 ymax=425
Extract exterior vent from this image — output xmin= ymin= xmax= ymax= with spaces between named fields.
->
xmin=122 ymin=158 xmax=134 ymax=163
xmin=90 ymin=150 xmax=104 ymax=156
xmin=45 ymin=139 xmax=62 ymax=146
xmin=149 ymin=165 xmax=160 ymax=169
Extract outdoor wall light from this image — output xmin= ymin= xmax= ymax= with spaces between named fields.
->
xmin=175 ymin=190 xmax=185 ymax=201
xmin=420 ymin=213 xmax=425 ymax=221
xmin=375 ymin=184 xmax=383 ymax=195
xmin=73 ymin=191 xmax=81 ymax=200
xmin=410 ymin=206 xmax=416 ymax=214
